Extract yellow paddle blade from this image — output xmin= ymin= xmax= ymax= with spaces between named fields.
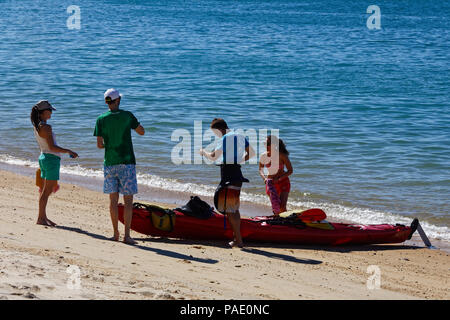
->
xmin=305 ymin=221 xmax=335 ymax=230
xmin=279 ymin=208 xmax=327 ymax=222
xmin=279 ymin=210 xmax=299 ymax=218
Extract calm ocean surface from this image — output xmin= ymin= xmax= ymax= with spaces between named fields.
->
xmin=0 ymin=1 xmax=449 ymax=240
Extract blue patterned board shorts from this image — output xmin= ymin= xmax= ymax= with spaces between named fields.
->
xmin=103 ymin=164 xmax=138 ymax=195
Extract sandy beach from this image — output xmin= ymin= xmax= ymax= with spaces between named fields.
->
xmin=0 ymin=169 xmax=448 ymax=300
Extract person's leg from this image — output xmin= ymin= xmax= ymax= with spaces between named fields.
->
xmin=225 ymin=184 xmax=243 ymax=248
xmin=118 ymin=165 xmax=138 ymax=245
xmin=279 ymin=192 xmax=289 ymax=213
xmin=109 ymin=192 xmax=120 ymax=241
xmin=122 ymin=194 xmax=136 ymax=245
xmin=104 ymin=165 xmax=120 ymax=240
xmin=278 ymin=178 xmax=290 ymax=213
xmin=227 ymin=211 xmax=243 ymax=248
xmin=37 ymin=179 xmax=58 ymax=226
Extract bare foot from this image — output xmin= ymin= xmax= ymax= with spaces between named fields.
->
xmin=45 ymin=218 xmax=57 ymax=227
xmin=110 ymin=232 xmax=120 ymax=241
xmin=228 ymin=241 xmax=244 ymax=249
xmin=123 ymin=237 xmax=137 ymax=245
xmin=37 ymin=217 xmax=57 ymax=227
xmin=36 ymin=219 xmax=51 ymax=226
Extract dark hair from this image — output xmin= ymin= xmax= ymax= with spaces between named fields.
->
xmin=267 ymin=135 xmax=289 ymax=156
xmin=210 ymin=118 xmax=229 ymax=131
xmin=30 ymin=106 xmax=42 ymax=131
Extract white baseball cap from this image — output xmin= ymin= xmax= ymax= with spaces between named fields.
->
xmin=104 ymin=88 xmax=122 ymax=102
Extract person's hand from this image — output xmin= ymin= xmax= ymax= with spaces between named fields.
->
xmin=69 ymin=150 xmax=78 ymax=158
xmin=199 ymin=149 xmax=205 ymax=156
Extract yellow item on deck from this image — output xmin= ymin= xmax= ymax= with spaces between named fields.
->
xmin=305 ymin=221 xmax=335 ymax=230
xmin=279 ymin=210 xmax=303 ymax=218
xmin=150 ymin=210 xmax=176 ymax=232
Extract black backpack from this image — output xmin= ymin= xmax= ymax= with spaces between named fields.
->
xmin=175 ymin=196 xmax=214 ymax=219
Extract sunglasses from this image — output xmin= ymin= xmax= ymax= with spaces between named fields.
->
xmin=105 ymin=98 xmax=119 ymax=104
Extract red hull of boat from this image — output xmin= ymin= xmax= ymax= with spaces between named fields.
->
xmin=118 ymin=204 xmax=414 ymax=246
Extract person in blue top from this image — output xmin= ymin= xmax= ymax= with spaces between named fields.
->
xmin=199 ymin=118 xmax=255 ymax=248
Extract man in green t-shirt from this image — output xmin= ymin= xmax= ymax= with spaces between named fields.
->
xmin=94 ymin=88 xmax=145 ymax=245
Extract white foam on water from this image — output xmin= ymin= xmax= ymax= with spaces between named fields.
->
xmin=0 ymin=154 xmax=38 ymax=168
xmin=137 ymin=172 xmax=217 ymax=197
xmin=0 ymin=154 xmax=103 ymax=178
xmin=288 ymin=199 xmax=450 ymax=242
xmin=60 ymin=165 xmax=103 ymax=179
xmin=1 ymin=153 xmax=449 ymax=242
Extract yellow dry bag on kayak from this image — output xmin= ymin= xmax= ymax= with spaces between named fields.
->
xmin=134 ymin=203 xmax=176 ymax=232
xmin=148 ymin=205 xmax=176 ymax=232
xmin=151 ymin=211 xmax=175 ymax=232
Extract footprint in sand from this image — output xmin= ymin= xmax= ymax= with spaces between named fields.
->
xmin=10 ymin=292 xmax=37 ymax=299
xmin=24 ymin=292 xmax=37 ymax=299
xmin=10 ymin=284 xmax=41 ymax=293
xmin=140 ymin=291 xmax=155 ymax=298
xmin=30 ymin=285 xmax=40 ymax=292
xmin=155 ymin=293 xmax=175 ymax=300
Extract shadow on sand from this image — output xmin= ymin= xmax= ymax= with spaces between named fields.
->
xmin=241 ymin=248 xmax=322 ymax=265
xmin=56 ymin=225 xmax=111 ymax=241
xmin=244 ymin=242 xmax=424 ymax=253
xmin=56 ymin=225 xmax=218 ymax=265
xmin=55 ymin=226 xmax=424 ymax=266
xmin=136 ymin=236 xmax=424 ymax=253
xmin=138 ymin=237 xmax=323 ymax=264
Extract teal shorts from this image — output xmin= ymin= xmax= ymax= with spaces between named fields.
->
xmin=38 ymin=153 xmax=61 ymax=181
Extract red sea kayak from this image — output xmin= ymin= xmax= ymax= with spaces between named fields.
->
xmin=118 ymin=203 xmax=418 ymax=246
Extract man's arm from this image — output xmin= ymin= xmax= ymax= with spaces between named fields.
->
xmin=93 ymin=117 xmax=104 ymax=148
xmin=199 ymin=148 xmax=222 ymax=161
xmin=134 ymin=124 xmax=145 ymax=136
xmin=130 ymin=112 xmax=144 ymax=136
xmin=97 ymin=136 xmax=105 ymax=149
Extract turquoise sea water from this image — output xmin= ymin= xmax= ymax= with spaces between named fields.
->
xmin=0 ymin=1 xmax=449 ymax=240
